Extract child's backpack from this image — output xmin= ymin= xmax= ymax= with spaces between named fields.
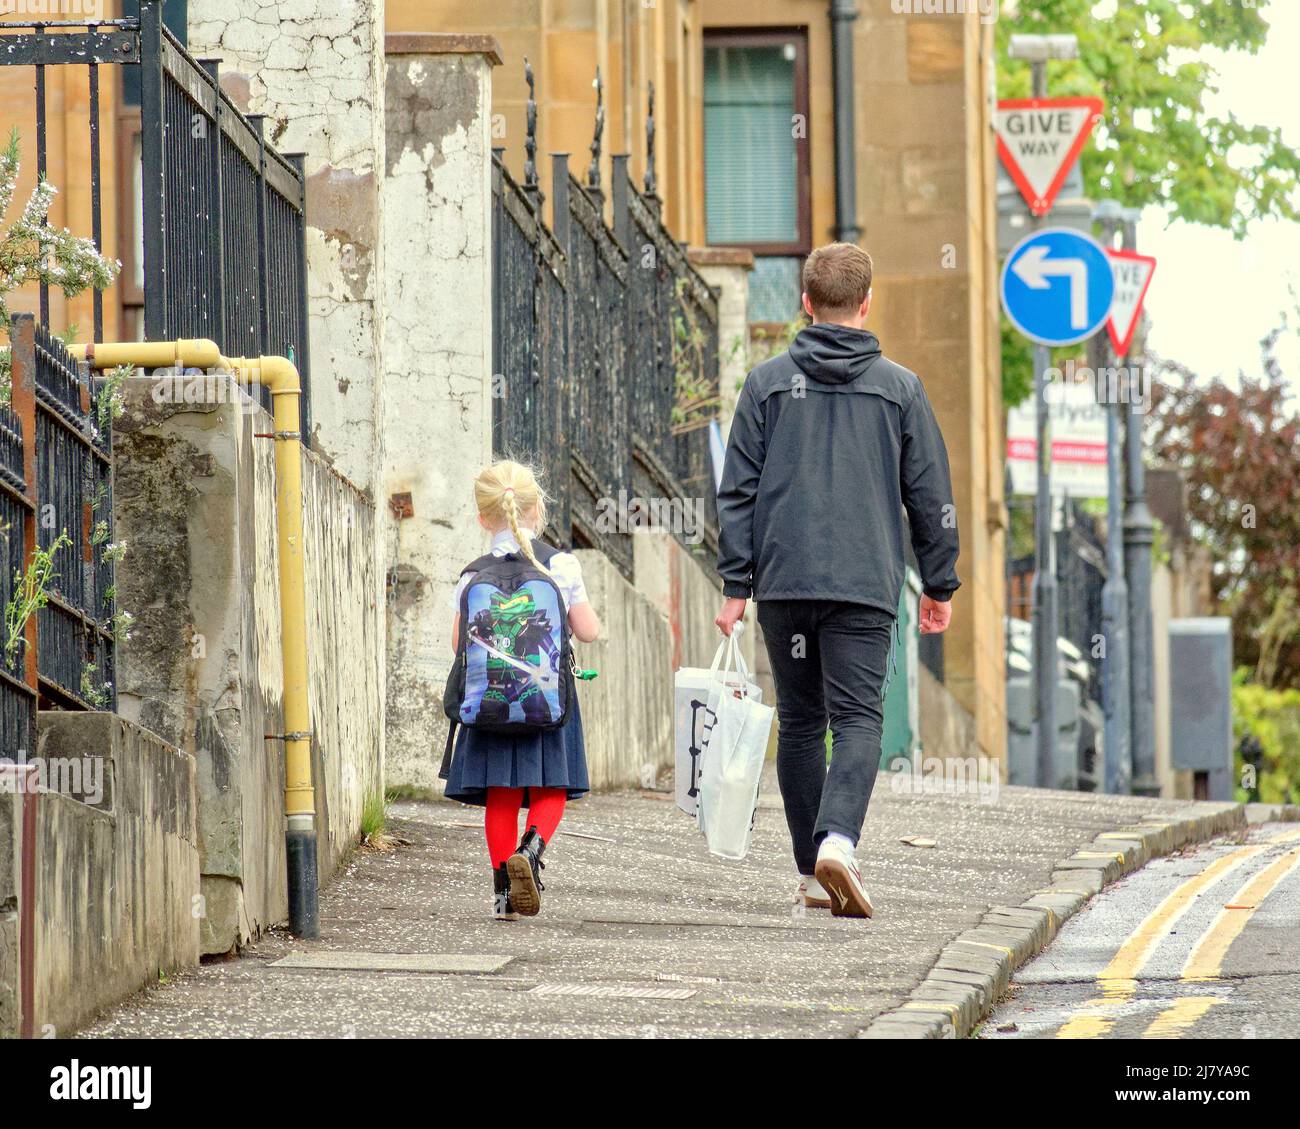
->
xmin=440 ymin=540 xmax=573 ymax=771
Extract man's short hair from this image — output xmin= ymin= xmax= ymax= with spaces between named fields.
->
xmin=802 ymin=243 xmax=874 ymax=317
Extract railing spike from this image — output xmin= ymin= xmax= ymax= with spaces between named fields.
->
xmin=523 ymin=56 xmax=539 ymax=193
xmin=587 ymin=66 xmax=604 ymax=193
xmin=643 ymin=80 xmax=657 ymax=198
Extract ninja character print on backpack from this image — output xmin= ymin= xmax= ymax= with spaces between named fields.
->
xmin=439 ymin=460 xmax=601 ymax=922
xmin=460 ymin=576 xmax=566 ymax=728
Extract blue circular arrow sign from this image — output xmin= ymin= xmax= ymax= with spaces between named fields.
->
xmin=1000 ymin=227 xmax=1115 ymax=346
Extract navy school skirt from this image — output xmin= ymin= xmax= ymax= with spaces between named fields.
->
xmin=440 ymin=691 xmax=589 ymax=806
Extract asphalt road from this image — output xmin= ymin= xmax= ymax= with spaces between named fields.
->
xmin=981 ymin=822 xmax=1300 ymax=1040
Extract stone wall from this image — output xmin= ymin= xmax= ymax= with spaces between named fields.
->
xmin=189 ymin=0 xmax=387 ymax=494
xmin=633 ymin=529 xmax=757 ymax=680
xmin=113 ymin=378 xmax=285 ymax=953
xmin=302 ymin=445 xmax=386 ymax=875
xmin=0 ymin=715 xmax=199 ymax=1037
xmin=382 ymin=37 xmax=498 ymax=795
xmin=918 ymin=664 xmax=979 ymax=765
xmin=571 ymin=550 xmax=675 ymax=791
xmin=188 ymin=0 xmax=391 ymax=846
xmin=112 ymin=376 xmax=382 ymax=954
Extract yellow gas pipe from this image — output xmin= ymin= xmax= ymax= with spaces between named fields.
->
xmin=72 ymin=339 xmax=318 ymax=937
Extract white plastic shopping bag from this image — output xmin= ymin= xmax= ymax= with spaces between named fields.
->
xmin=673 ymin=626 xmax=761 ymax=816
xmin=696 ymin=627 xmax=774 ymax=860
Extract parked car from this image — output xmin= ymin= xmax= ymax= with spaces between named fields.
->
xmin=1004 ymin=617 xmax=1104 ymax=791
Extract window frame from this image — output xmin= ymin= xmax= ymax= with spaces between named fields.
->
xmin=116 ymin=106 xmax=144 ymax=318
xmin=701 ymin=26 xmax=812 ymax=258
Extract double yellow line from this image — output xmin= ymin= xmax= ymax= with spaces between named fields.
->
xmin=1057 ymin=827 xmax=1300 ymax=1039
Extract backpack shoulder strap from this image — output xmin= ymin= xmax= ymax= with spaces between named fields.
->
xmin=530 ymin=538 xmax=563 ymax=565
xmin=439 ymin=719 xmax=458 ymax=777
xmin=460 ymin=552 xmax=499 ymax=577
xmin=460 ymin=538 xmax=564 ymax=577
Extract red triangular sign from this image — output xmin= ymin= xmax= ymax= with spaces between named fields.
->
xmin=1105 ymin=249 xmax=1156 ymax=357
xmin=995 ymin=97 xmax=1104 ymax=216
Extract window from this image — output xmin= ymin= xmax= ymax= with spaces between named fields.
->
xmin=703 ymin=29 xmax=810 ymax=324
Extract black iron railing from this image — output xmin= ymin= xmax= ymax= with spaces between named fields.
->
xmin=0 ymin=398 xmax=36 ymax=756
xmin=490 ymin=73 xmax=722 ymax=579
xmin=1 ymin=314 xmax=116 ymax=752
xmin=1006 ymin=500 xmax=1107 ymax=707
xmin=31 ymin=320 xmax=116 ymax=710
xmin=1058 ymin=504 xmax=1107 ymax=705
xmin=141 ymin=9 xmax=311 ymax=423
xmin=491 ymin=154 xmax=570 ymax=542
xmin=0 ymin=3 xmax=311 ymax=431
xmin=614 ymin=158 xmax=720 ymax=543
xmin=555 ymin=160 xmax=632 ymax=577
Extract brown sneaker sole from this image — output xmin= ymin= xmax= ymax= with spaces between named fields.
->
xmin=802 ymin=894 xmax=832 ymax=909
xmin=814 ymin=857 xmax=874 ymax=918
xmin=506 ymin=854 xmax=541 ymax=916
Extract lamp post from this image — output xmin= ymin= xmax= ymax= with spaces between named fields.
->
xmin=1122 ymin=208 xmax=1160 ymax=796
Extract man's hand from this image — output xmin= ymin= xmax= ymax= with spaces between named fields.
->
xmin=715 ymin=597 xmax=747 ymax=636
xmin=919 ymin=595 xmax=952 ymax=634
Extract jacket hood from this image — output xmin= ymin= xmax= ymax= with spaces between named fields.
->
xmin=787 ymin=323 xmax=882 ymax=385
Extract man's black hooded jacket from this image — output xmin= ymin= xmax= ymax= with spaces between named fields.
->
xmin=716 ymin=322 xmax=961 ymax=612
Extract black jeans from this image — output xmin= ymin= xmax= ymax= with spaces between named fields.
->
xmin=757 ymin=599 xmax=896 ymax=876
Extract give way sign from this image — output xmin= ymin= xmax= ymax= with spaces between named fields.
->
xmin=995 ymin=97 xmax=1104 ymax=216
xmin=1105 ymin=248 xmax=1157 ymax=357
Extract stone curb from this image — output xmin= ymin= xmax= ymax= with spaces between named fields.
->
xmin=857 ymin=801 xmax=1246 ymax=1040
xmin=1245 ymin=802 xmax=1300 ymax=824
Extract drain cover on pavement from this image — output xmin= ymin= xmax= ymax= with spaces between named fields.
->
xmin=272 ymin=951 xmax=513 ymax=974
xmin=528 ymin=983 xmax=696 ymax=1000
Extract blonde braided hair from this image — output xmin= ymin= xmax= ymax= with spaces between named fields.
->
xmin=473 ymin=459 xmax=552 ymax=575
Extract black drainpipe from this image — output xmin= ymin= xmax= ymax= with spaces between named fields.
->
xmin=830 ymin=0 xmax=861 ymax=244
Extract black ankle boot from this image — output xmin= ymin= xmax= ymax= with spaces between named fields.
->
xmin=492 ymin=864 xmax=517 ymax=921
xmin=505 ymin=826 xmax=547 ymax=917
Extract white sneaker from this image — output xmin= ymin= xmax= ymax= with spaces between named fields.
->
xmin=814 ymin=838 xmax=874 ymax=918
xmin=795 ymin=874 xmax=831 ymax=909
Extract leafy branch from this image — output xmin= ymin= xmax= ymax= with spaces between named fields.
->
xmin=995 ymin=0 xmax=1299 ymax=237
xmin=0 ymin=128 xmax=122 ymax=402
xmin=4 ymin=530 xmax=71 ymax=668
xmin=95 ymin=363 xmax=133 ymax=433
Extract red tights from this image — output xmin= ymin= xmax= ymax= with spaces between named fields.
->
xmin=484 ymin=786 xmax=567 ymax=868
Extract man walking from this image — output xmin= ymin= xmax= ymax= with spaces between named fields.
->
xmin=715 ymin=243 xmax=960 ymax=918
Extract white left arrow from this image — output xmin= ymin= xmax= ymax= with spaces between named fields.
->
xmin=1012 ymin=244 xmax=1089 ymax=329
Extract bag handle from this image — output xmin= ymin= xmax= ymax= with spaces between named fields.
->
xmin=731 ymin=622 xmax=751 ymax=682
xmin=708 ymin=621 xmax=750 ymax=699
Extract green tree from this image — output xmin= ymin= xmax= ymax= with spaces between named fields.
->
xmin=1233 ymin=670 xmax=1300 ymax=803
xmin=998 ymin=0 xmax=1299 ymax=234
xmin=1146 ymin=321 xmax=1300 ymax=688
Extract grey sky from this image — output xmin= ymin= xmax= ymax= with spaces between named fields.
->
xmin=1137 ymin=2 xmax=1300 ymax=387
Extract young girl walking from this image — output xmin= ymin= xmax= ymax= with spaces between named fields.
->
xmin=440 ymin=460 xmax=600 ymax=920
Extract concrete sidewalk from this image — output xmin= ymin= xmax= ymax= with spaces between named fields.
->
xmin=81 ymin=766 xmax=1237 ymax=1038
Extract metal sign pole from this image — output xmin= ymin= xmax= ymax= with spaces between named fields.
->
xmin=1032 ymin=335 xmax=1058 ymax=788
xmin=1028 ymin=57 xmax=1058 ymax=789
xmin=1095 ymin=202 xmax=1131 ymax=794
